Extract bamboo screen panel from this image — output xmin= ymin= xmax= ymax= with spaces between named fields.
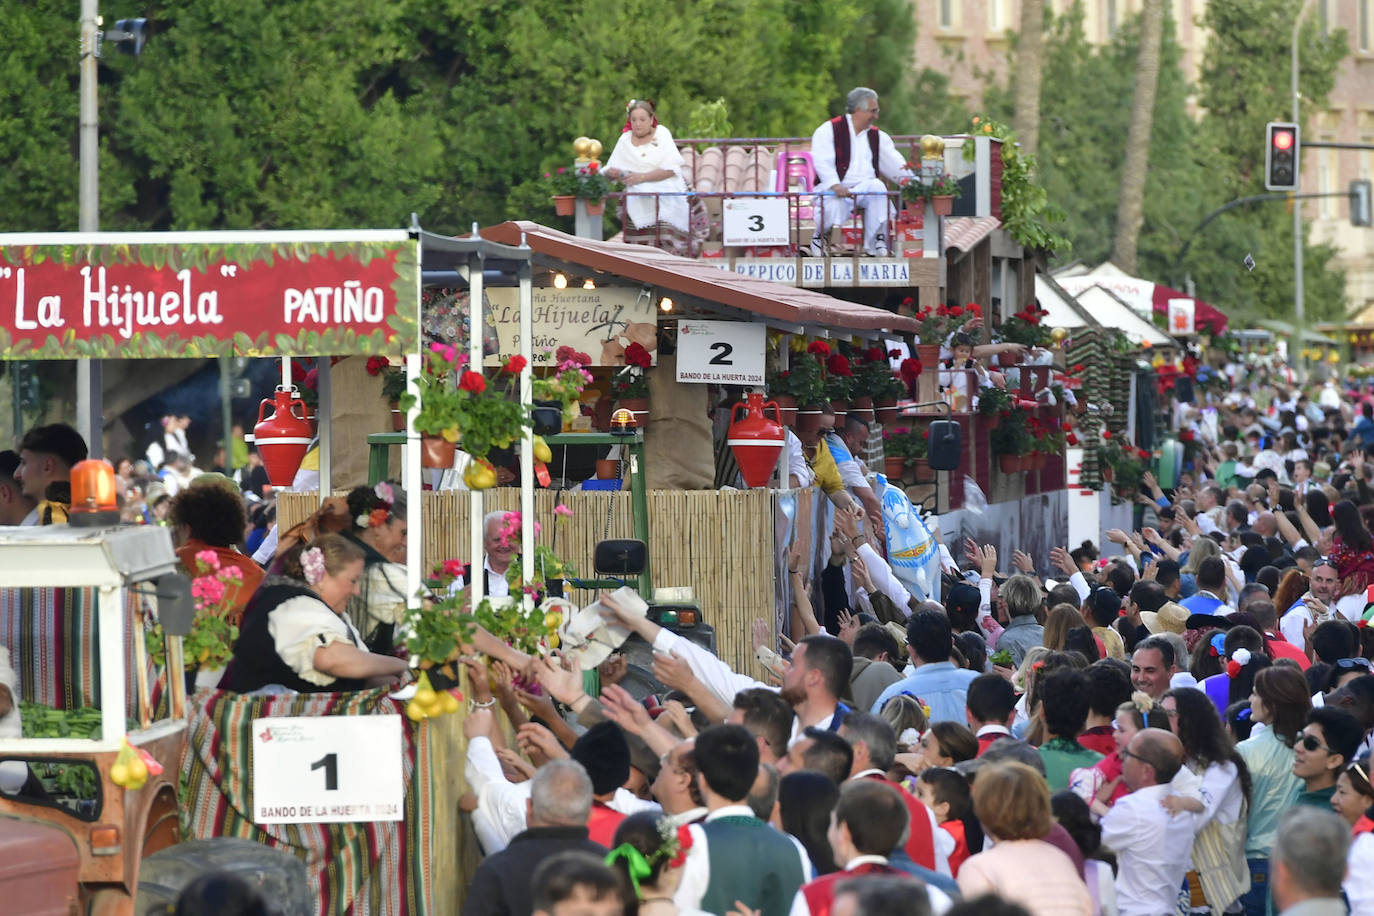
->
xmin=278 ymin=488 xmax=776 ymax=674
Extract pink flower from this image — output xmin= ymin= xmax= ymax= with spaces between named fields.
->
xmin=429 ymin=341 xmax=458 ymax=364
xmin=191 ymin=575 xmax=226 ymax=604
xmin=442 ymin=558 xmax=464 ymax=578
xmin=554 ymin=504 xmax=573 ymax=518
xmin=194 ymin=549 xmax=221 ymax=572
xmin=220 ymin=566 xmax=243 ymax=582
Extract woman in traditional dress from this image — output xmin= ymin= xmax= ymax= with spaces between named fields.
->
xmin=604 ymin=99 xmax=708 ymax=257
xmin=340 ymin=482 xmax=408 ymax=653
xmin=222 ymin=533 xmax=409 ymax=694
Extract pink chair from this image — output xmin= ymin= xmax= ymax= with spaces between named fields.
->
xmin=775 ymin=151 xmax=817 ymax=219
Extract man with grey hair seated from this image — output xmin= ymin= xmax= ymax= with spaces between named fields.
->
xmin=806 ymin=87 xmax=916 ymax=257
xmin=1270 ymin=807 xmax=1349 ymax=916
xmin=462 ymin=758 xmax=607 ymax=916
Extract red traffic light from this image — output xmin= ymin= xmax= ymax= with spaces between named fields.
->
xmin=1273 ymin=130 xmax=1294 ymax=151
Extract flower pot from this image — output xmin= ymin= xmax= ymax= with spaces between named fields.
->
xmin=1030 ymin=451 xmax=1048 ymax=470
xmin=911 ymin=457 xmax=933 ymax=482
xmin=532 ymin=400 xmax=564 ymax=436
xmin=584 ymin=199 xmax=606 ymax=217
xmin=617 ymin=397 xmax=650 ymax=428
xmin=552 ymin=195 xmax=575 ymax=216
xmin=795 ymin=406 xmax=824 ymax=439
xmin=772 ymin=394 xmax=799 ymax=428
xmin=1102 ymin=465 xmax=1115 ymax=483
xmin=420 ymin=435 xmax=456 ymax=469
xmin=829 ymin=399 xmax=849 ymax=423
xmin=884 ymin=456 xmax=907 ymax=479
xmin=389 ymin=401 xmax=405 ymax=432
xmin=850 ymin=396 xmax=874 ymax=423
xmin=913 ymin=344 xmax=941 ymax=406
xmin=980 ymin=410 xmax=1001 ymax=431
xmin=194 ymin=665 xmax=225 ymax=691
xmin=874 ymin=399 xmax=899 ymax=426
xmin=931 ymin=195 xmax=954 ymax=217
xmin=998 ymin=454 xmax=1024 ymax=474
xmin=596 ymin=458 xmax=621 ymax=480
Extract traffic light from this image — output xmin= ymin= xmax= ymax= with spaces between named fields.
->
xmin=1265 ymin=122 xmax=1300 ymax=191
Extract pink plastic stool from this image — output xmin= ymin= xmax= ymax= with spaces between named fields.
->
xmin=775 ymin=151 xmax=817 ymax=219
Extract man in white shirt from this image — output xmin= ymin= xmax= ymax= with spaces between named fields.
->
xmin=807 ymin=87 xmax=915 ymax=257
xmin=1100 ymin=728 xmax=1196 ymax=916
xmin=1280 ymin=559 xmax=1341 ymax=653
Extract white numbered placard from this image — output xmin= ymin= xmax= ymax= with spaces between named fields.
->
xmin=722 ymin=197 xmax=790 ymax=247
xmin=676 ymin=320 xmax=766 ymax=384
xmin=252 ymin=715 xmax=404 ymax=824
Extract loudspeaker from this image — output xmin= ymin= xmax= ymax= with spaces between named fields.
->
xmin=927 ymin=419 xmax=962 ymax=471
xmin=594 ymin=539 xmax=647 ymax=576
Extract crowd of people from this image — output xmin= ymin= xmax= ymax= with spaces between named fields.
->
xmin=10 ymin=352 xmax=1374 ymax=916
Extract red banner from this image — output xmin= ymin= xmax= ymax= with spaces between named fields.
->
xmin=0 ymin=233 xmax=418 ymax=359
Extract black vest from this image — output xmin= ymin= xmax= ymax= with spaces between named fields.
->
xmin=221 ymin=583 xmax=367 ymax=694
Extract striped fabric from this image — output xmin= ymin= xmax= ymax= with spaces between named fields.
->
xmin=181 ymin=689 xmax=431 ymax=916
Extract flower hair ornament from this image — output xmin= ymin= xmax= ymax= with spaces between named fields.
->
xmin=1130 ymin=691 xmax=1155 ymax=714
xmin=355 ymin=481 xmax=395 ymax=530
xmin=300 ymin=547 xmax=327 ymax=586
xmin=622 ymin=97 xmax=659 ymax=133
xmin=1209 ymin=632 xmax=1227 ymax=658
xmin=1226 ymin=648 xmax=1253 ymax=679
xmin=898 ymin=727 xmax=922 ymax=748
xmin=605 ymin=820 xmax=693 ymax=898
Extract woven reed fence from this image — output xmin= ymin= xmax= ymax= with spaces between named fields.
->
xmin=279 ymin=488 xmax=776 ymax=673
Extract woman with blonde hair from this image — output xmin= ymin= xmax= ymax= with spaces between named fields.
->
xmin=878 ymin=692 xmax=928 ymax=753
xmin=956 ymin=762 xmax=1093 ymax=916
xmin=1042 ymin=604 xmax=1085 ymax=653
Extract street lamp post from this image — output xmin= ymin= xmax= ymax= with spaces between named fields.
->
xmin=78 ymin=0 xmax=102 ymax=457
xmin=1291 ymin=0 xmax=1313 ymax=338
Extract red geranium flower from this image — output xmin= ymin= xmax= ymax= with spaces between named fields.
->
xmin=900 ymin=358 xmax=922 ymax=382
xmin=458 ymin=371 xmax=486 ymax=394
xmin=887 ymin=349 xmax=902 ymax=359
xmin=1101 ymin=430 xmax=1112 ymax=440
xmin=365 ymin=355 xmax=388 ymax=376
xmin=864 ymin=347 xmax=886 ymax=363
xmin=967 ymin=303 xmax=982 ymax=316
xmin=948 ymin=305 xmax=963 ymax=317
xmin=808 ymin=340 xmax=831 ymax=356
xmin=624 ymin=342 xmax=653 ymax=369
xmin=901 ymin=297 xmax=915 ymax=307
xmin=1066 ymin=432 xmax=1079 ymax=446
xmin=503 ymin=355 xmax=528 ymax=374
xmin=826 ymin=354 xmax=853 ymax=376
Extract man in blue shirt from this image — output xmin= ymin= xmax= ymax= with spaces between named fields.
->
xmin=870 ymin=607 xmax=979 ymax=722
xmin=1353 ymin=402 xmax=1374 ymax=451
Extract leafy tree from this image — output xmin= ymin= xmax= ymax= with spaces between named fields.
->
xmin=1111 ymin=0 xmax=1164 ymax=274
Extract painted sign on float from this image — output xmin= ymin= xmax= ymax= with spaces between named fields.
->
xmin=484 ymin=287 xmax=659 ymax=366
xmin=0 ymin=231 xmax=419 ymax=358
xmin=723 ymin=258 xmax=913 ymax=287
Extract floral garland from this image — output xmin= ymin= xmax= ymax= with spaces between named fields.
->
xmin=355 ymin=481 xmax=396 ymax=529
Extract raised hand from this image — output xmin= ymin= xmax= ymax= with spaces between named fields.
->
xmin=1011 ymin=549 xmax=1035 ymax=574
xmin=516 ymin=722 xmax=568 ymax=765
xmin=599 ymin=683 xmax=654 ymax=736
xmin=496 ymin=747 xmax=536 ymax=783
xmin=751 ymin=618 xmax=772 ymax=652
xmin=837 ymin=609 xmax=861 ymax=645
xmin=1049 ymin=546 xmax=1078 ymax=578
xmin=534 ymin=652 xmax=586 ymax=706
xmin=651 ymin=650 xmax=696 ymax=694
xmin=978 ymin=543 xmax=998 ymax=578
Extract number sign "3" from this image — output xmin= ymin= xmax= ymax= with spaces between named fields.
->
xmin=722 ymin=198 xmax=790 ymax=247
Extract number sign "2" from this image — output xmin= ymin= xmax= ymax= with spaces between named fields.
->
xmin=252 ymin=715 xmax=404 ymax=824
xmin=676 ymin=320 xmax=766 ymax=384
xmin=722 ymin=198 xmax=790 ymax=247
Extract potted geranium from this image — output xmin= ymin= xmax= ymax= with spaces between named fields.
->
xmin=998 ymin=304 xmax=1053 ymax=350
xmin=366 ymin=355 xmax=408 ymax=430
xmin=547 ymin=167 xmax=581 ymax=216
xmin=532 ymin=345 xmax=593 ymax=433
xmin=611 ymin=341 xmax=653 ymax=424
xmin=976 ymin=385 xmax=1013 ymax=429
xmin=576 ymin=162 xmax=614 ymax=215
xmin=899 ymin=171 xmax=963 ymax=216
xmin=824 ymin=352 xmax=854 ymax=421
xmin=145 ymin=549 xmax=242 ymax=690
xmin=766 ymin=349 xmax=826 ymax=427
xmin=989 ymin=406 xmax=1033 ymax=474
xmin=882 ymin=426 xmax=927 ymax=482
xmin=851 ymin=347 xmax=901 ymax=424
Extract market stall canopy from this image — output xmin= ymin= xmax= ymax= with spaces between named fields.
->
xmin=1254 ymin=318 xmax=1337 ymax=345
xmin=1053 ymin=261 xmax=1228 ymax=335
xmin=1071 ymin=285 xmax=1176 ymax=348
xmin=0 ymin=230 xmax=421 ymax=358
xmin=482 ymin=221 xmax=919 ymax=337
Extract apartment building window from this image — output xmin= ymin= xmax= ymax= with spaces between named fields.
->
xmin=1360 ymin=0 xmax=1370 ymax=53
xmin=940 ymin=0 xmax=953 ymax=29
xmin=988 ymin=0 xmax=1002 ymax=31
xmin=1106 ymin=0 xmax=1119 ymax=39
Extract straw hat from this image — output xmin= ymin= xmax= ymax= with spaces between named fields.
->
xmin=1141 ymin=601 xmax=1189 ymax=635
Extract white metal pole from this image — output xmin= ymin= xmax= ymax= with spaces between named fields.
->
xmin=469 ymin=245 xmax=486 ymax=605
xmin=78 ymin=0 xmax=101 ymax=456
xmin=519 ymin=252 xmax=535 ymax=584
xmin=406 ymin=238 xmax=423 ymax=613
xmin=1292 ymin=0 xmax=1312 ymax=336
xmin=317 ymin=359 xmax=332 ymax=499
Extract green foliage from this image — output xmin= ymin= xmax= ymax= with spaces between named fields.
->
xmin=883 ymin=425 xmax=927 ymax=461
xmin=994 ymin=0 xmax=1348 ymax=324
xmin=687 ymin=99 xmax=733 ymax=138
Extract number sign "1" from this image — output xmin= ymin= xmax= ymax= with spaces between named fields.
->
xmin=252 ymin=715 xmax=404 ymax=824
xmin=722 ymin=198 xmax=791 ymax=247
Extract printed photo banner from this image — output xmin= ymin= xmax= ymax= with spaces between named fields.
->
xmin=0 ymin=232 xmax=419 ymax=359
xmin=483 ymin=287 xmax=659 ymax=366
